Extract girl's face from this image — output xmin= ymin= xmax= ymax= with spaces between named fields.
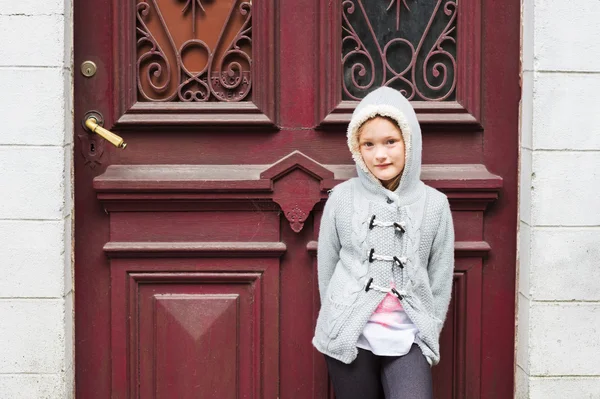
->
xmin=358 ymin=117 xmax=406 ymax=185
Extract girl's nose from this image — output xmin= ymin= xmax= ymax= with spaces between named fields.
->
xmin=375 ymin=147 xmax=387 ymax=161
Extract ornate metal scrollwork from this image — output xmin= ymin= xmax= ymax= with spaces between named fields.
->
xmin=136 ymin=0 xmax=252 ymax=102
xmin=342 ymin=0 xmax=457 ymax=101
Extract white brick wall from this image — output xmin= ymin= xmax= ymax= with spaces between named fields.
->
xmin=1 ymin=0 xmax=598 ymax=397
xmin=518 ymin=0 xmax=600 ymax=397
xmin=0 ymin=0 xmax=73 ymax=397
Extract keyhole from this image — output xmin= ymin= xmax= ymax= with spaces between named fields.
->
xmin=90 ymin=142 xmax=96 ymax=154
xmin=86 ymin=68 xmax=91 ymax=75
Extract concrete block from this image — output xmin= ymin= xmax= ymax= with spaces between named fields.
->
xmin=521 ymin=72 xmax=534 ymax=150
xmin=0 ymin=15 xmax=64 ymax=66
xmin=522 ymin=0 xmax=534 ymax=72
xmin=63 ymin=216 xmax=73 ymax=296
xmin=518 ymin=223 xmax=532 ymax=299
xmin=0 ymin=68 xmax=66 ymax=145
xmin=530 ymin=227 xmax=600 ymax=301
xmin=0 ymin=375 xmax=64 ymax=399
xmin=520 ymin=148 xmax=532 ymax=225
xmin=533 ymin=73 xmax=600 ymax=150
xmin=63 ymin=146 xmax=74 ymax=219
xmin=0 ymin=220 xmax=66 ymax=298
xmin=515 ymin=366 xmax=530 ymax=399
xmin=529 ymin=377 xmax=600 ymax=399
xmin=0 ymin=146 xmax=68 ymax=220
xmin=535 ymin=0 xmax=600 ymax=72
xmin=63 ymin=68 xmax=74 ymax=145
xmin=64 ymin=291 xmax=75 ymax=399
xmin=0 ymin=299 xmax=65 ymax=373
xmin=529 ymin=302 xmax=600 ymax=376
xmin=531 ymin=151 xmax=600 ymax=226
xmin=63 ymin=0 xmax=73 ymax=71
xmin=516 ymin=293 xmax=531 ymax=373
xmin=0 ymin=0 xmax=64 ymax=15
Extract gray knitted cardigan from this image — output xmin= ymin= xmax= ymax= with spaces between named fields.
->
xmin=312 ymin=87 xmax=455 ymax=366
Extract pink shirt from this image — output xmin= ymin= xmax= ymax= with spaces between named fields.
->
xmin=356 ymin=286 xmax=419 ymax=356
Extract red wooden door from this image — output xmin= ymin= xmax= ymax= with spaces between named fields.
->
xmin=74 ymin=0 xmax=519 ymax=398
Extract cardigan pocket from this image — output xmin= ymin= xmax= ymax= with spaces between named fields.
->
xmin=322 ymin=299 xmax=354 ymax=339
xmin=320 ymin=269 xmax=361 ymax=339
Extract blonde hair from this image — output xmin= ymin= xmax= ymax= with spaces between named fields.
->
xmin=357 ymin=115 xmax=405 ymax=192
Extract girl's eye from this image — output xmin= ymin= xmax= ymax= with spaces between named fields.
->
xmin=362 ymin=142 xmax=373 ymax=147
xmin=386 ymin=139 xmax=397 ymax=145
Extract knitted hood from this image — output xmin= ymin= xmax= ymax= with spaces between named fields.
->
xmin=347 ymin=86 xmax=424 ymax=204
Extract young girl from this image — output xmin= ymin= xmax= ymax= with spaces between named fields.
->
xmin=312 ymin=87 xmax=455 ymax=399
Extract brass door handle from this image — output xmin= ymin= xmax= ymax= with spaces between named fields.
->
xmin=84 ymin=117 xmax=127 ymax=149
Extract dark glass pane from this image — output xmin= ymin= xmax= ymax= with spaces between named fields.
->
xmin=342 ymin=0 xmax=457 ymax=101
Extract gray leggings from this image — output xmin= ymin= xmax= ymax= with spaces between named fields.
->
xmin=324 ymin=345 xmax=433 ymax=399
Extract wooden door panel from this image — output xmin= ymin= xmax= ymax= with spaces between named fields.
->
xmin=451 ymin=211 xmax=484 ymax=242
xmin=75 ymin=0 xmax=519 ymax=397
xmin=89 ymin=154 xmax=503 ymax=399
xmin=110 ymin=211 xmax=280 ymax=242
xmin=432 ymin=258 xmax=484 ymax=399
xmin=151 ymin=293 xmax=240 ymax=398
xmin=138 ymin=275 xmax=257 ymax=398
xmin=110 ymin=258 xmax=280 ymax=398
